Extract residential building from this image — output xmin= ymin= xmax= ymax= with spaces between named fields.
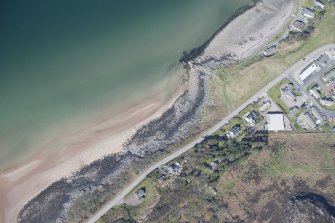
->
xmin=263 ymin=45 xmax=277 ymax=57
xmin=135 ymin=187 xmax=146 ymax=200
xmin=309 ymin=87 xmax=321 ymax=99
xmin=320 ymin=98 xmax=335 ymax=106
xmin=244 ymin=111 xmax=258 ymax=126
xmin=228 ymin=125 xmax=241 ymax=138
xmin=209 ymin=160 xmax=220 ymax=172
xmin=299 ymin=62 xmax=320 ymax=81
xmin=301 ymin=8 xmax=316 ymax=19
xmin=310 ymin=106 xmax=323 ymax=124
xmin=291 ymin=20 xmax=307 ymax=32
xmin=168 ymin=162 xmax=182 ymax=175
xmin=281 ymin=86 xmax=296 ymax=100
xmin=323 ymin=81 xmax=335 ymax=96
xmin=259 ymin=101 xmax=271 ymax=112
xmin=303 ymin=112 xmax=317 ymax=129
xmin=267 ymin=112 xmax=285 ymax=132
xmin=157 ymin=175 xmax=166 ymax=185
xmin=314 ymin=0 xmax=325 ymax=9
xmin=322 ymin=68 xmax=335 ymax=82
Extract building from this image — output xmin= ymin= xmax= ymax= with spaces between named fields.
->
xmin=301 ymin=8 xmax=316 ymax=19
xmin=228 ymin=125 xmax=241 ymax=138
xmin=209 ymin=160 xmax=220 ymax=172
xmin=263 ymin=45 xmax=277 ymax=57
xmin=267 ymin=112 xmax=285 ymax=132
xmin=320 ymin=98 xmax=335 ymax=106
xmin=291 ymin=20 xmax=307 ymax=32
xmin=244 ymin=111 xmax=258 ymax=126
xmin=299 ymin=62 xmax=320 ymax=81
xmin=168 ymin=162 xmax=182 ymax=175
xmin=303 ymin=112 xmax=317 ymax=129
xmin=310 ymin=106 xmax=323 ymax=124
xmin=322 ymin=68 xmax=335 ymax=82
xmin=314 ymin=0 xmax=325 ymax=9
xmin=157 ymin=175 xmax=166 ymax=185
xmin=259 ymin=101 xmax=271 ymax=112
xmin=135 ymin=187 xmax=146 ymax=200
xmin=281 ymin=86 xmax=296 ymax=100
xmin=309 ymin=86 xmax=321 ymax=99
xmin=323 ymin=81 xmax=335 ymax=96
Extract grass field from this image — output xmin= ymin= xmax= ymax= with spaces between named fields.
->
xmin=218 ymin=2 xmax=335 ymax=113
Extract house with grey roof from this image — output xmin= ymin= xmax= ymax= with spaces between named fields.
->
xmin=309 ymin=86 xmax=321 ymax=99
xmin=301 ymin=8 xmax=315 ymax=19
xmin=263 ymin=45 xmax=277 ymax=57
xmin=244 ymin=111 xmax=258 ymax=127
xmin=135 ymin=187 xmax=146 ymax=200
xmin=228 ymin=125 xmax=241 ymax=138
xmin=303 ymin=112 xmax=317 ymax=129
xmin=291 ymin=20 xmax=307 ymax=32
xmin=314 ymin=0 xmax=325 ymax=9
xmin=310 ymin=106 xmax=323 ymax=124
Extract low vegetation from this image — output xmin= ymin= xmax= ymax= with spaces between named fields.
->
xmin=217 ymin=1 xmax=335 ymax=114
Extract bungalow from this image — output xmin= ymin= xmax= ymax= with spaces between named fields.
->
xmin=209 ymin=160 xmax=220 ymax=172
xmin=168 ymin=162 xmax=182 ymax=175
xmin=320 ymin=98 xmax=335 ymax=106
xmin=303 ymin=112 xmax=317 ymax=129
xmin=291 ymin=20 xmax=307 ymax=32
xmin=309 ymin=86 xmax=321 ymax=99
xmin=301 ymin=8 xmax=316 ymax=19
xmin=263 ymin=45 xmax=277 ymax=57
xmin=259 ymin=101 xmax=271 ymax=112
xmin=228 ymin=125 xmax=241 ymax=138
xmin=323 ymin=81 xmax=335 ymax=96
xmin=157 ymin=175 xmax=166 ymax=185
xmin=314 ymin=0 xmax=325 ymax=9
xmin=281 ymin=86 xmax=296 ymax=100
xmin=322 ymin=68 xmax=335 ymax=82
xmin=135 ymin=187 xmax=146 ymax=200
xmin=310 ymin=106 xmax=323 ymax=124
xmin=244 ymin=111 xmax=258 ymax=127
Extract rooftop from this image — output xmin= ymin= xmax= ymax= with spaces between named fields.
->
xmin=292 ymin=20 xmax=306 ymax=32
xmin=267 ymin=112 xmax=285 ymax=132
xmin=299 ymin=62 xmax=319 ymax=81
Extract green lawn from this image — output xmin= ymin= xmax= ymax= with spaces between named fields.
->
xmin=267 ymin=79 xmax=291 ymax=112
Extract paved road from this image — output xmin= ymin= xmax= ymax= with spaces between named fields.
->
xmin=86 ymin=44 xmax=335 ymax=223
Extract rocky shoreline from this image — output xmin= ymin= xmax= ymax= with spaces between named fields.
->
xmin=17 ymin=0 xmax=295 ymax=222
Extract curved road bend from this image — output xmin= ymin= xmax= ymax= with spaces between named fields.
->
xmin=87 ymin=44 xmax=335 ymax=223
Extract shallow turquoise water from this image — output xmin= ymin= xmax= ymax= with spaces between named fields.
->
xmin=0 ymin=0 xmax=252 ymax=167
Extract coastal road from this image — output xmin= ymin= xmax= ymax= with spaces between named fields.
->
xmin=86 ymin=44 xmax=335 ymax=223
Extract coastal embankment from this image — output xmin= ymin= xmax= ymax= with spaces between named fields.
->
xmin=1 ymin=0 xmax=295 ymax=222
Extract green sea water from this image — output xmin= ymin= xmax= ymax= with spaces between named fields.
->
xmin=0 ymin=0 xmax=252 ymax=168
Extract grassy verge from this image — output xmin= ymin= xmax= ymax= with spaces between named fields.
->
xmin=99 ymin=178 xmax=159 ymax=223
xmin=267 ymin=78 xmax=291 ymax=112
xmin=217 ymin=2 xmax=335 ymax=113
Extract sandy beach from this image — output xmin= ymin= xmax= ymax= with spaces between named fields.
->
xmin=1 ymin=0 xmax=296 ymax=222
xmin=0 ymin=79 xmax=185 ymax=222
